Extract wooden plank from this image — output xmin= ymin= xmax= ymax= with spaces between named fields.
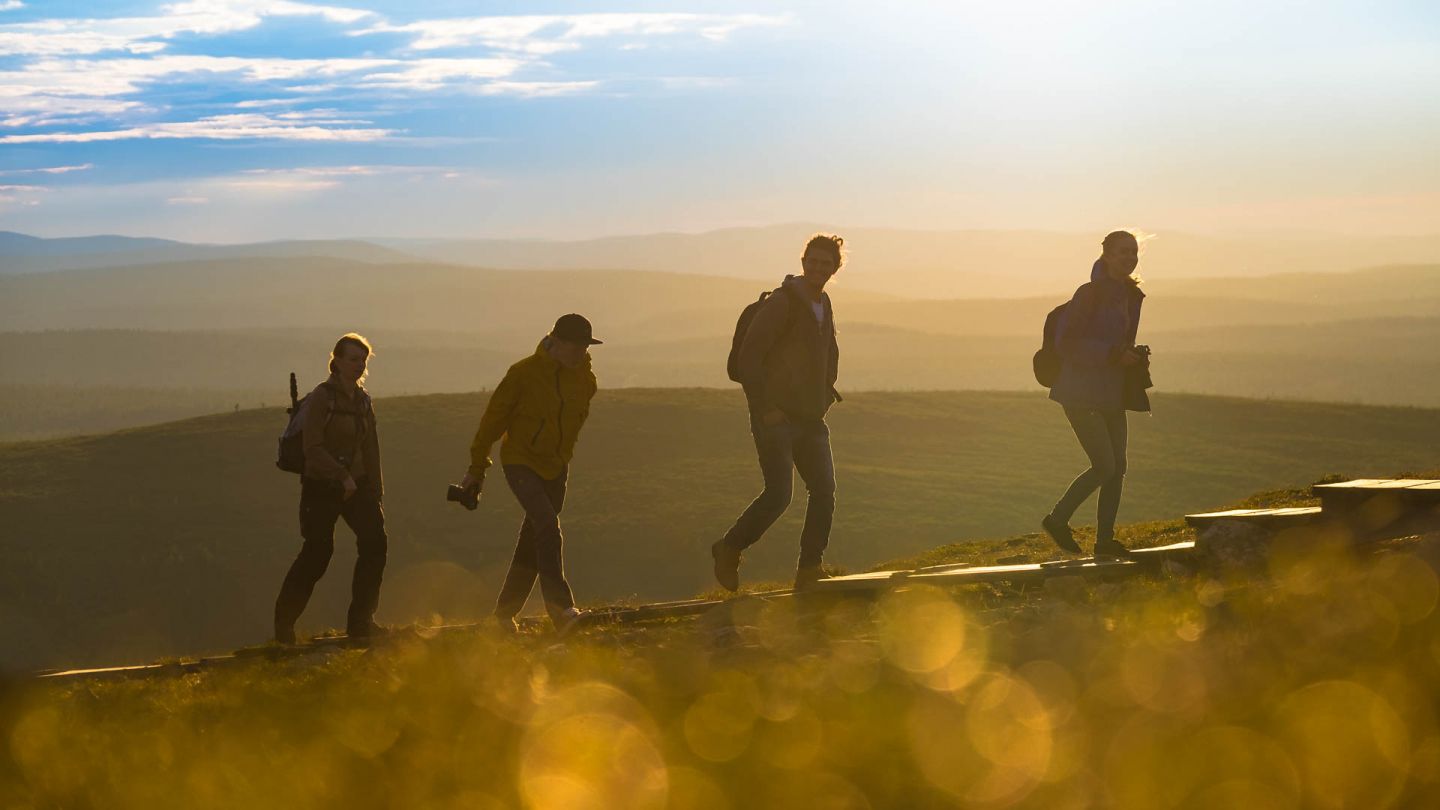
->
xmin=1185 ymin=507 xmax=1323 ymax=529
xmin=1313 ymin=479 xmax=1402 ymax=490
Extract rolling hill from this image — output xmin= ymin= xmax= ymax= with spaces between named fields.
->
xmin=4 ymin=389 xmax=1439 ymax=671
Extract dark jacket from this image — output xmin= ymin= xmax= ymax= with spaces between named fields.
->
xmin=1049 ymin=261 xmax=1149 ymax=412
xmin=736 ymin=275 xmax=840 ymax=421
xmin=303 ymin=375 xmax=383 ymax=496
xmin=467 ymin=339 xmax=598 ymax=482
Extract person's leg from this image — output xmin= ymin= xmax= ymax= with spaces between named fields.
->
xmin=720 ymin=418 xmax=797 ymax=552
xmin=1094 ymin=411 xmax=1129 ymax=544
xmin=340 ymin=479 xmax=388 ymax=635
xmin=791 ymin=419 xmax=836 ymax=571
xmin=494 ymin=479 xmax=541 ymax=620
xmin=1050 ymin=407 xmax=1119 ymax=524
xmin=502 ymin=465 xmax=575 ymax=620
xmin=274 ymin=479 xmax=342 ymax=639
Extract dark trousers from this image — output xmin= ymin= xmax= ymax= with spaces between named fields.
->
xmin=721 ymin=416 xmax=836 ymax=568
xmin=274 ymin=476 xmax=388 ymax=634
xmin=494 ymin=464 xmax=576 ymax=621
xmin=1052 ymin=407 xmax=1128 ymax=543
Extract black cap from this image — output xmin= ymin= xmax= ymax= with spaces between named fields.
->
xmin=552 ymin=313 xmax=602 ymax=345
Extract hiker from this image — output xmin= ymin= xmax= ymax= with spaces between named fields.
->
xmin=1041 ymin=230 xmax=1151 ymax=559
xmin=713 ymin=233 xmax=844 ymax=592
xmin=274 ymin=333 xmax=387 ymax=644
xmin=457 ymin=314 xmax=601 ymax=635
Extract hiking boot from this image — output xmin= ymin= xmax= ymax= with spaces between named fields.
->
xmin=346 ymin=620 xmax=389 ymax=642
xmin=793 ymin=565 xmax=828 ymax=591
xmin=274 ymin=623 xmax=297 ymax=646
xmin=553 ymin=607 xmax=586 ymax=638
xmin=1093 ymin=539 xmax=1135 ymax=560
xmin=1041 ymin=514 xmax=1082 ymax=554
xmin=711 ymin=539 xmax=742 ymax=592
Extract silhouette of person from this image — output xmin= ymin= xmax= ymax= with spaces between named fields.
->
xmin=273 ymin=333 xmax=387 ymax=644
xmin=459 ymin=314 xmax=601 ymax=635
xmin=1042 ymin=231 xmax=1151 ymax=558
xmin=713 ymin=233 xmax=844 ymax=591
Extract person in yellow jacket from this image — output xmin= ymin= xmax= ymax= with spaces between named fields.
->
xmin=459 ymin=314 xmax=600 ymax=634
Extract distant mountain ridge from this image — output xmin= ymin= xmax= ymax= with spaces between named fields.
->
xmin=0 ymin=233 xmax=422 ymax=274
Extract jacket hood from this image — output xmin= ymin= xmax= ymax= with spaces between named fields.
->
xmin=533 ymin=338 xmax=594 ymax=374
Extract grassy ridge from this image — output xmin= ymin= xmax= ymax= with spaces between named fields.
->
xmin=4 ymin=504 xmax=1439 ymax=807
xmin=4 ymin=389 xmax=1440 ymax=672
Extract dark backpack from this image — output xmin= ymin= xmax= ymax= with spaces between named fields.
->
xmin=275 ymin=374 xmax=369 ymax=474
xmin=1032 ymin=302 xmax=1069 ymax=388
xmin=727 ymin=289 xmax=794 ymax=383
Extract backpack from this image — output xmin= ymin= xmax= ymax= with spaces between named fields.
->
xmin=275 ymin=374 xmax=369 ymax=474
xmin=728 ymin=289 xmax=791 ymax=383
xmin=1032 ymin=302 xmax=1069 ymax=388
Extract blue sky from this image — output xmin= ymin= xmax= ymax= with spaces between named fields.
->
xmin=0 ymin=1 xmax=1436 ymax=241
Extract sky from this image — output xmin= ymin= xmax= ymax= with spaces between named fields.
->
xmin=0 ymin=0 xmax=1436 ymax=241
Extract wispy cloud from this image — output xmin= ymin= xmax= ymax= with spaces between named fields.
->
xmin=0 ymin=2 xmax=25 ymax=13
xmin=166 ymin=195 xmax=210 ymax=205
xmin=0 ymin=112 xmax=391 ymax=144
xmin=0 ymin=163 xmax=93 ymax=176
xmin=0 ymin=0 xmax=374 ymax=56
xmin=356 ymin=12 xmax=790 ymax=54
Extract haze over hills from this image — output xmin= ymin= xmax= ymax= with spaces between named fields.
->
xmin=5 ymin=389 xmax=1439 ymax=671
xmin=5 ymin=255 xmax=1440 ymax=439
xmin=8 ymin=226 xmax=1440 ymax=298
xmin=379 ymin=225 xmax=1440 ymax=297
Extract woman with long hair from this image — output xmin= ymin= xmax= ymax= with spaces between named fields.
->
xmin=1041 ymin=231 xmax=1151 ymax=558
xmin=273 ymin=332 xmax=387 ymax=644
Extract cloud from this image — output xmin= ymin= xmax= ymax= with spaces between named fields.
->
xmin=356 ymin=12 xmax=790 ymax=54
xmin=166 ymin=195 xmax=210 ymax=205
xmin=0 ymin=1 xmax=24 ymax=12
xmin=0 ymin=0 xmax=375 ymax=56
xmin=0 ymin=163 xmax=93 ymax=176
xmin=0 ymin=6 xmax=791 ymax=145
xmin=0 ymin=112 xmax=392 ymax=144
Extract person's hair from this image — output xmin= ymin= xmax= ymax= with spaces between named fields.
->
xmin=329 ymin=332 xmax=374 ymax=383
xmin=803 ymin=233 xmax=845 ymax=270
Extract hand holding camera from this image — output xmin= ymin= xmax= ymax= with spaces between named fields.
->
xmin=1121 ymin=344 xmax=1151 ymax=367
xmin=447 ymin=472 xmax=482 ymax=511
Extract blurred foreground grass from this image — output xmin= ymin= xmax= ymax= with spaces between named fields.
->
xmin=5 ymin=503 xmax=1440 ymax=808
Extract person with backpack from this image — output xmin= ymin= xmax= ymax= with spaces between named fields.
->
xmin=713 ymin=233 xmax=844 ymax=592
xmin=456 ymin=314 xmax=601 ymax=635
xmin=1040 ymin=230 xmax=1151 ymax=559
xmin=273 ymin=333 xmax=387 ymax=645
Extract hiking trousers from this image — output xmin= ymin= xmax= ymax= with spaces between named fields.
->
xmin=721 ymin=415 xmax=836 ymax=568
xmin=274 ymin=476 xmax=388 ymax=635
xmin=494 ymin=464 xmax=577 ymax=622
xmin=1051 ymin=407 xmax=1128 ymax=543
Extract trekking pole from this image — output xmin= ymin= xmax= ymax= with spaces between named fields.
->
xmin=288 ymin=372 xmax=299 ymax=415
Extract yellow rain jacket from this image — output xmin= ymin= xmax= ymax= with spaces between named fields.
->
xmin=468 ymin=339 xmax=598 ymax=482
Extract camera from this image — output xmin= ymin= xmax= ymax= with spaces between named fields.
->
xmin=446 ymin=483 xmax=479 ymax=511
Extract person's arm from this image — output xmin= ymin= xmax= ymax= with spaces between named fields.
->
xmin=1056 ymin=285 xmax=1120 ymax=367
xmin=736 ymin=292 xmax=790 ymax=418
xmin=302 ymin=384 xmax=350 ymax=483
xmin=363 ymin=397 xmax=383 ymax=500
xmin=826 ymin=296 xmax=841 ymax=403
xmin=463 ymin=369 xmax=522 ymax=487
